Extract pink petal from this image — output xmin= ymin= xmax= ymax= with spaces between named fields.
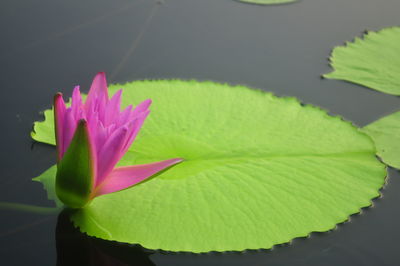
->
xmin=121 ymin=110 xmax=150 ymax=154
xmin=97 ymin=92 xmax=108 ymax=123
xmin=86 ymin=111 xmax=99 ymax=139
xmin=116 ymin=105 xmax=133 ymax=127
xmin=85 ymin=72 xmax=109 ymax=114
xmin=96 ymin=126 xmax=129 ymax=186
xmin=94 ymin=158 xmax=183 ymax=196
xmin=54 ymin=93 xmax=66 ymax=161
xmin=94 ymin=121 xmax=107 ymax=153
xmin=71 ymin=86 xmax=84 ymax=120
xmin=131 ymin=99 xmax=152 ymax=117
xmin=62 ymin=108 xmax=78 ymax=157
xmin=81 ymin=119 xmax=98 ymax=193
xmin=104 ymin=89 xmax=122 ymax=126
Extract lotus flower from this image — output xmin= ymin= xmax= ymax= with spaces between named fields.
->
xmin=54 ymin=72 xmax=182 ymax=208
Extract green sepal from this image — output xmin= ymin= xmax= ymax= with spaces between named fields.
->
xmin=56 ymin=120 xmax=95 ymax=208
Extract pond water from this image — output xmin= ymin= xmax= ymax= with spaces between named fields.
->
xmin=1 ymin=0 xmax=400 ymax=265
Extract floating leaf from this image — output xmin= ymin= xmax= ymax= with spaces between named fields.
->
xmin=362 ymin=111 xmax=400 ymax=169
xmin=33 ymin=80 xmax=385 ymax=253
xmin=324 ymin=27 xmax=400 ymax=95
xmin=237 ymin=0 xmax=297 ymax=5
xmin=33 ymin=166 xmax=62 ymax=207
xmin=32 ymin=108 xmax=55 ymax=145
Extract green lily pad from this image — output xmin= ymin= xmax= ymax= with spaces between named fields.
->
xmin=33 ymin=166 xmax=62 ymax=207
xmin=362 ymin=111 xmax=400 ymax=169
xmin=324 ymin=27 xmax=400 ymax=95
xmin=33 ymin=80 xmax=385 ymax=253
xmin=237 ymin=0 xmax=297 ymax=5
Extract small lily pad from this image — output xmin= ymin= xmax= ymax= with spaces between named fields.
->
xmin=324 ymin=27 xmax=400 ymax=95
xmin=362 ymin=111 xmax=400 ymax=169
xmin=33 ymin=80 xmax=385 ymax=253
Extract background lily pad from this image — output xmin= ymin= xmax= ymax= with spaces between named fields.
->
xmin=324 ymin=27 xmax=400 ymax=95
xmin=237 ymin=0 xmax=297 ymax=5
xmin=362 ymin=111 xmax=400 ymax=169
xmin=33 ymin=80 xmax=385 ymax=253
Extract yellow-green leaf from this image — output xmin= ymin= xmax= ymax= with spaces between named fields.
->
xmin=324 ymin=27 xmax=400 ymax=95
xmin=33 ymin=80 xmax=385 ymax=252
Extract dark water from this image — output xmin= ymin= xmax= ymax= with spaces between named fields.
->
xmin=1 ymin=0 xmax=400 ymax=265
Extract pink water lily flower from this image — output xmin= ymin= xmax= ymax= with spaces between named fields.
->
xmin=54 ymin=72 xmax=182 ymax=208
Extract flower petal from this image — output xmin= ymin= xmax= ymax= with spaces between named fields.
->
xmin=85 ymin=72 xmax=109 ymax=114
xmin=96 ymin=126 xmax=129 ymax=186
xmin=94 ymin=158 xmax=183 ymax=197
xmin=56 ymin=119 xmax=97 ymax=208
xmin=104 ymin=89 xmax=122 ymax=126
xmin=71 ymin=86 xmax=84 ymax=120
xmin=62 ymin=108 xmax=77 ymax=156
xmin=131 ymin=99 xmax=152 ymax=117
xmin=116 ymin=105 xmax=133 ymax=127
xmin=54 ymin=93 xmax=66 ymax=161
xmin=121 ymin=110 xmax=150 ymax=154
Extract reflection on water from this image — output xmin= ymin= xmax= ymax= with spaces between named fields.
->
xmin=56 ymin=210 xmax=155 ymax=266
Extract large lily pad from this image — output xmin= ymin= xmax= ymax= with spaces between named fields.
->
xmin=33 ymin=80 xmax=385 ymax=253
xmin=324 ymin=27 xmax=400 ymax=95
